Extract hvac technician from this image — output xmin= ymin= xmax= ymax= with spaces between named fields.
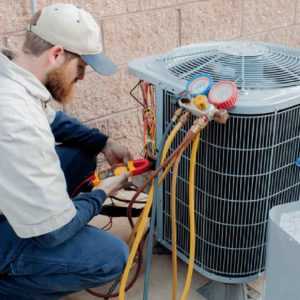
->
xmin=0 ymin=4 xmax=131 ymax=299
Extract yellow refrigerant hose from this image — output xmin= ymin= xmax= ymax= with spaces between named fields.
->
xmin=119 ymin=115 xmax=207 ymax=300
xmin=170 ymin=131 xmax=200 ymax=300
xmin=119 ymin=185 xmax=155 ymax=300
xmin=161 ymin=121 xmax=182 ymax=162
xmin=158 ymin=112 xmax=190 ymax=186
xmin=119 ymin=114 xmax=188 ymax=300
xmin=127 ymin=112 xmax=189 ymax=248
xmin=170 ymin=146 xmax=186 ymax=300
xmin=180 ymin=132 xmax=200 ymax=300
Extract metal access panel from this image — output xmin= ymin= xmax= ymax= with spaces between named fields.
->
xmin=265 ymin=201 xmax=300 ymax=300
xmin=155 ymin=91 xmax=300 ymax=283
xmin=128 ymin=41 xmax=300 ymax=283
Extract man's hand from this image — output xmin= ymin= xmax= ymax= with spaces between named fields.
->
xmin=95 ymin=173 xmax=129 ymax=196
xmin=102 ymin=138 xmax=133 ymax=166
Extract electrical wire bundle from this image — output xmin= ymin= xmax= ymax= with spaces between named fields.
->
xmin=140 ymin=81 xmax=156 ymax=161
xmin=130 ymin=80 xmax=157 ymax=161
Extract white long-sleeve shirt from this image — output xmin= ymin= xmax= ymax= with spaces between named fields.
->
xmin=0 ymin=52 xmax=76 ymax=238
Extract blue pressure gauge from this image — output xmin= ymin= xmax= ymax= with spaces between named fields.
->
xmin=186 ymin=74 xmax=213 ymax=97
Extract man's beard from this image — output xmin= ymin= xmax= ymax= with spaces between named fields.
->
xmin=45 ymin=65 xmax=75 ymax=104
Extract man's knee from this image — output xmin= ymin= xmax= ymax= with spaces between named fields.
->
xmin=99 ymin=238 xmax=129 ymax=276
xmin=84 ymin=235 xmax=128 ymax=287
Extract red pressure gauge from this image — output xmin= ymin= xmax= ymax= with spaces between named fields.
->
xmin=208 ymin=81 xmax=238 ymax=110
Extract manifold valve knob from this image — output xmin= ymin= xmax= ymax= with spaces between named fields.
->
xmin=192 ymin=95 xmax=209 ymax=110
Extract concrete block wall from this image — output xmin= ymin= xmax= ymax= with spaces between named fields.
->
xmin=1 ymin=0 xmax=300 ymax=157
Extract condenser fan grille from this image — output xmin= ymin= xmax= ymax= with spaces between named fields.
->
xmin=162 ymin=42 xmax=300 ymax=89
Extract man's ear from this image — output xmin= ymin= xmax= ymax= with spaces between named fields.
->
xmin=47 ymin=46 xmax=65 ymax=67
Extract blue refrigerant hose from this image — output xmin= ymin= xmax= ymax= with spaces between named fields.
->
xmin=143 ymin=120 xmax=174 ymax=300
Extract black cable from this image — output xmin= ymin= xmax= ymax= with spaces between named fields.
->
xmin=101 ymin=205 xmax=144 ymax=218
xmin=130 ymin=80 xmax=146 ymax=108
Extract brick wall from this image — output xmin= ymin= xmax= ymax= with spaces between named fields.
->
xmin=1 ymin=0 xmax=300 ymax=157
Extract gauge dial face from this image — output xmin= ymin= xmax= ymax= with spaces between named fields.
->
xmin=208 ymin=81 xmax=238 ymax=109
xmin=210 ymin=82 xmax=233 ymax=103
xmin=187 ymin=76 xmax=211 ymax=96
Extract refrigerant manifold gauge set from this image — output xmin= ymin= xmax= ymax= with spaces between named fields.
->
xmin=178 ymin=74 xmax=238 ymax=119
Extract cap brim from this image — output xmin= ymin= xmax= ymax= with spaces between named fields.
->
xmin=81 ymin=53 xmax=117 ymax=76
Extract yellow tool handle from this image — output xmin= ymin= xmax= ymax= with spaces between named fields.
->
xmin=114 ymin=166 xmax=128 ymax=176
xmin=91 ymin=173 xmax=101 ymax=186
xmin=127 ymin=161 xmax=135 ymax=172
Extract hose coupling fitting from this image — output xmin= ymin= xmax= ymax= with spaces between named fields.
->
xmin=213 ymin=109 xmax=230 ymax=124
xmin=191 ymin=116 xmax=209 ymax=133
xmin=178 ymin=111 xmax=190 ymax=125
xmin=171 ymin=108 xmax=184 ymax=122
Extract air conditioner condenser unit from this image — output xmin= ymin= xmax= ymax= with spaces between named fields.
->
xmin=128 ymin=41 xmax=300 ymax=300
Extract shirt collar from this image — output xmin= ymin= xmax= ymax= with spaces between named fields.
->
xmin=0 ymin=50 xmax=52 ymax=103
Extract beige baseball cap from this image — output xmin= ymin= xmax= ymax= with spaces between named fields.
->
xmin=28 ymin=3 xmax=117 ymax=76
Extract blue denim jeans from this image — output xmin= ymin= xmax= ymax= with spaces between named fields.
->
xmin=0 ymin=146 xmax=128 ymax=300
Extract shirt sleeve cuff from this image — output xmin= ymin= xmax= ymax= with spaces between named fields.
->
xmin=92 ymin=130 xmax=109 ymax=154
xmin=89 ymin=189 xmax=108 ymax=201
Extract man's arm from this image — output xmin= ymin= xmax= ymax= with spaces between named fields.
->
xmin=47 ymin=107 xmax=133 ymax=164
xmin=50 ymin=110 xmax=108 ymax=154
xmin=32 ymin=173 xmax=128 ymax=248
